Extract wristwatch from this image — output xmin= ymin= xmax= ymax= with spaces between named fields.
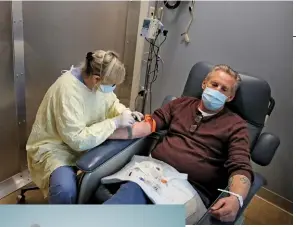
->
xmin=217 ymin=189 xmax=244 ymax=208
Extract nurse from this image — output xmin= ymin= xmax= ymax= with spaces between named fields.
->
xmin=26 ymin=50 xmax=143 ymax=204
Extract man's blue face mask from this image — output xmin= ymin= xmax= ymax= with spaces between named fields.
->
xmin=99 ymin=84 xmax=116 ymax=93
xmin=202 ymin=87 xmax=228 ymax=111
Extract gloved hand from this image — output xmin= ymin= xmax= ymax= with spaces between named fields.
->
xmin=122 ymin=109 xmax=144 ymax=122
xmin=113 ymin=111 xmax=136 ymax=129
xmin=131 ymin=111 xmax=144 ymax=122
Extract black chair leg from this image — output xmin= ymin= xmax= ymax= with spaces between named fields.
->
xmin=16 ymin=185 xmax=40 ymax=204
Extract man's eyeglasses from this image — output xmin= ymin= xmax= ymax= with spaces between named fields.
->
xmin=189 ymin=113 xmax=203 ymax=133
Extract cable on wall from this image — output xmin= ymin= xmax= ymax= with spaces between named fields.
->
xmin=181 ymin=0 xmax=195 ymax=44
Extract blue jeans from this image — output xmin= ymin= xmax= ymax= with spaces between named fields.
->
xmin=47 ymin=139 xmax=136 ymax=204
xmin=48 ymin=166 xmax=77 ymax=204
xmin=103 ymin=182 xmax=149 ymax=204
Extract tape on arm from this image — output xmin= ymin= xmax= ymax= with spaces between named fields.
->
xmin=144 ymin=114 xmax=156 ymax=133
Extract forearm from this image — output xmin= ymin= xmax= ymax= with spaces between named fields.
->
xmin=228 ymin=174 xmax=251 ymax=200
xmin=211 ymin=174 xmax=251 ymax=221
xmin=108 ymin=121 xmax=152 ymax=140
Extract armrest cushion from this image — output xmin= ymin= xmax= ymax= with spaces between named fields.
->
xmin=76 ymin=139 xmax=138 ymax=172
xmin=76 ymin=130 xmax=166 ymax=172
xmin=251 ymin=132 xmax=280 ymax=166
xmin=197 ymin=172 xmax=266 ymax=225
xmin=77 ymin=135 xmax=162 ymax=204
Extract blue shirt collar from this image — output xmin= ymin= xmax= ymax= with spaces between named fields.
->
xmin=71 ymin=67 xmax=85 ymax=84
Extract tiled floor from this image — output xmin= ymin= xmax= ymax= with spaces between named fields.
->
xmin=0 ymin=188 xmax=293 ymax=225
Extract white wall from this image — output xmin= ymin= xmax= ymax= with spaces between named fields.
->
xmin=140 ymin=1 xmax=293 ymax=201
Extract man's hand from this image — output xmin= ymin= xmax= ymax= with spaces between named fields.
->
xmin=209 ymin=195 xmax=240 ymax=222
xmin=209 ymin=174 xmax=250 ymax=222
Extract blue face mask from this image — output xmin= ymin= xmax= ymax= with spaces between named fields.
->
xmin=202 ymin=87 xmax=228 ymax=111
xmin=99 ymin=84 xmax=116 ymax=93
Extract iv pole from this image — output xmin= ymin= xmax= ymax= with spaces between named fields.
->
xmin=141 ymin=0 xmax=159 ymax=114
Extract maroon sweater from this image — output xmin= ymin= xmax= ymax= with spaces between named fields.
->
xmin=151 ymin=97 xmax=253 ymax=201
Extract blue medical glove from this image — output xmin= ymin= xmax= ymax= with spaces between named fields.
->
xmin=113 ymin=111 xmax=136 ymax=129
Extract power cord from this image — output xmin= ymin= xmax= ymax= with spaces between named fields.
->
xmin=148 ymin=32 xmax=167 ymax=113
xmin=137 ymin=29 xmax=168 ymax=113
xmin=181 ymin=1 xmax=195 ymax=44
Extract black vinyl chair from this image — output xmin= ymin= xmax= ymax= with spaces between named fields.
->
xmin=18 ymin=61 xmax=280 ymax=225
xmin=85 ymin=61 xmax=280 ymax=224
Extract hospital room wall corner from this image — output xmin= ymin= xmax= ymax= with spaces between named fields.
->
xmin=139 ymin=1 xmax=293 ymax=203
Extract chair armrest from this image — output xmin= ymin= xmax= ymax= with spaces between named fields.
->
xmin=151 ymin=130 xmax=167 ymax=140
xmin=251 ymin=132 xmax=280 ymax=166
xmin=77 ymin=134 xmax=163 ymax=203
xmin=197 ymin=172 xmax=266 ymax=225
xmin=76 ymin=129 xmax=168 ymax=172
xmin=76 ymin=139 xmax=138 ymax=172
xmin=76 ymin=131 xmax=166 ymax=172
xmin=162 ymin=95 xmax=177 ymax=107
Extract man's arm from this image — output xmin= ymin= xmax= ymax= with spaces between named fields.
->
xmin=108 ymin=121 xmax=152 ymax=139
xmin=151 ymin=97 xmax=184 ymax=131
xmin=109 ymin=96 xmax=182 ymax=140
xmin=210 ymin=120 xmax=253 ymax=222
xmin=108 ymin=96 xmax=182 ymax=139
xmin=210 ymin=175 xmax=251 ymax=222
xmin=225 ymin=120 xmax=253 ymax=198
xmin=228 ymin=174 xmax=251 ymax=200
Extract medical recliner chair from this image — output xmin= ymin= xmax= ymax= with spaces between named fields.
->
xmin=18 ymin=61 xmax=280 ymax=224
xmin=73 ymin=61 xmax=280 ymax=224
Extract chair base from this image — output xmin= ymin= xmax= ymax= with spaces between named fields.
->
xmin=16 ymin=185 xmax=40 ymax=204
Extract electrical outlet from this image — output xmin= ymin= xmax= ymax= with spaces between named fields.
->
xmin=149 ymin=6 xmax=155 ymax=18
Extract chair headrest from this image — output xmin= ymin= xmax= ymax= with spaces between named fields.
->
xmin=182 ymin=62 xmax=271 ymax=127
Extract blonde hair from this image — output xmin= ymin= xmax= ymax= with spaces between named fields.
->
xmin=206 ymin=64 xmax=241 ymax=93
xmin=81 ymin=50 xmax=126 ymax=85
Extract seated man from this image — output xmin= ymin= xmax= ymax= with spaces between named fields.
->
xmin=105 ymin=64 xmax=253 ymax=223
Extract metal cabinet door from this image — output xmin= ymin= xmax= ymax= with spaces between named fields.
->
xmin=0 ymin=2 xmax=21 ymax=181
